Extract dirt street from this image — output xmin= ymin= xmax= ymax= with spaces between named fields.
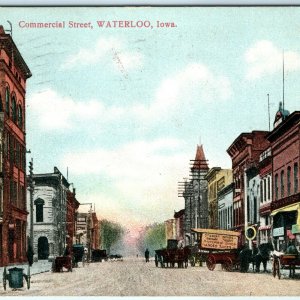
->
xmin=0 ymin=257 xmax=299 ymax=296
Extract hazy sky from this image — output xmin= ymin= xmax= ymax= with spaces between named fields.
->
xmin=1 ymin=7 xmax=300 ymax=232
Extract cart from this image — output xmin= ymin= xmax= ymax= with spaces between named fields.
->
xmin=191 ymin=228 xmax=243 ymax=272
xmin=2 ymin=266 xmax=30 ymax=290
xmin=52 ymin=256 xmax=72 ymax=272
xmin=154 ymin=239 xmax=191 ymax=268
xmin=91 ymin=249 xmax=108 ymax=262
xmin=72 ymin=244 xmax=85 ymax=267
xmin=272 ymin=253 xmax=300 ymax=279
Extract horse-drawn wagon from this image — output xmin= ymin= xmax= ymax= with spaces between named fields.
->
xmin=92 ymin=249 xmax=108 ymax=262
xmin=191 ymin=228 xmax=243 ymax=272
xmin=272 ymin=252 xmax=300 ymax=279
xmin=155 ymin=239 xmax=190 ymax=268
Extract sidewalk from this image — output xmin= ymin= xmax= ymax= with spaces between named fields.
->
xmin=0 ymin=260 xmax=52 ymax=281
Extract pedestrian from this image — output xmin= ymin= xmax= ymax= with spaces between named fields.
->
xmin=286 ymin=240 xmax=298 ymax=255
xmin=27 ymin=243 xmax=34 ymax=267
xmin=64 ymin=244 xmax=71 ymax=256
xmin=145 ymin=248 xmax=150 ymax=262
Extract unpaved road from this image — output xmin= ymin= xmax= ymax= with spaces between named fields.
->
xmin=0 ymin=257 xmax=299 ymax=296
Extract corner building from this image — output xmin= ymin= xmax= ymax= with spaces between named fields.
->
xmin=268 ymin=110 xmax=300 ymax=250
xmin=0 ymin=26 xmax=31 ymax=266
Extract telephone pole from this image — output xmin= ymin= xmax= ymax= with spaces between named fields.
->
xmin=28 ymin=158 xmax=34 ymax=248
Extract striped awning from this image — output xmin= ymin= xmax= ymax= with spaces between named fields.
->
xmin=258 ymin=225 xmax=271 ymax=231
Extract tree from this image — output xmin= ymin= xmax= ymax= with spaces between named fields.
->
xmin=100 ymin=219 xmax=125 ymax=254
xmin=137 ymin=223 xmax=166 ymax=256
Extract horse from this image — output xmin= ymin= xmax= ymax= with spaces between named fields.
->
xmin=253 ymin=242 xmax=274 ymax=272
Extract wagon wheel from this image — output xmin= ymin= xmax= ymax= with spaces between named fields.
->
xmin=27 ymin=266 xmax=31 ymax=289
xmin=223 ymin=257 xmax=234 ymax=272
xmin=206 ymin=255 xmax=216 ymax=271
xmin=273 ymin=257 xmax=281 ymax=279
xmin=272 ymin=258 xmax=277 ymax=278
xmin=3 ymin=267 xmax=6 ymax=291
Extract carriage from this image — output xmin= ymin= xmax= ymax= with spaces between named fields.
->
xmin=154 ymin=239 xmax=191 ymax=268
xmin=272 ymin=252 xmax=300 ymax=279
xmin=52 ymin=256 xmax=73 ymax=272
xmin=92 ymin=249 xmax=108 ymax=262
xmin=191 ymin=228 xmax=243 ymax=272
xmin=72 ymin=244 xmax=85 ymax=267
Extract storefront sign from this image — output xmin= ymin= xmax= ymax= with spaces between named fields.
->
xmin=201 ymin=233 xmax=238 ymax=249
xmin=292 ymin=224 xmax=300 ymax=234
xmin=273 ymin=227 xmax=284 ymax=237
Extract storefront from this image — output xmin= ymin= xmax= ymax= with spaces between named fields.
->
xmin=271 ymin=203 xmax=300 ymax=251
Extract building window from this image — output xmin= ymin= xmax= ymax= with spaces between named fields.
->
xmin=18 ymin=105 xmax=23 ymax=129
xmin=5 ymin=87 xmax=10 ymax=116
xmin=287 ymin=166 xmax=291 ymax=196
xmin=267 ymin=176 xmax=271 ymax=201
xmin=280 ymin=170 xmax=284 ymax=198
xmin=35 ymin=198 xmax=45 ymax=222
xmin=295 ymin=163 xmax=299 ymax=193
xmin=12 ymin=96 xmax=17 ymax=123
xmin=275 ymin=174 xmax=279 ymax=200
xmin=260 ymin=182 xmax=263 ymax=203
xmin=263 ymin=178 xmax=267 ymax=203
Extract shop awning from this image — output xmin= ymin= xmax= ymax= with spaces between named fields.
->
xmin=271 ymin=203 xmax=300 ymax=226
xmin=258 ymin=225 xmax=271 ymax=231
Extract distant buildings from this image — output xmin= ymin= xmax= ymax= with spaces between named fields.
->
xmin=0 ymin=25 xmax=31 ymax=266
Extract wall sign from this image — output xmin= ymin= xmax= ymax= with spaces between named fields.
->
xmin=273 ymin=227 xmax=284 ymax=237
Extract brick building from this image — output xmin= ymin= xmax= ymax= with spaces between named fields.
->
xmin=91 ymin=212 xmax=99 ymax=250
xmin=66 ymin=188 xmax=80 ymax=250
xmin=0 ymin=25 xmax=31 ymax=266
xmin=227 ymin=131 xmax=270 ymax=243
xmin=173 ymin=209 xmax=184 ymax=242
xmin=268 ymin=109 xmax=300 ymax=251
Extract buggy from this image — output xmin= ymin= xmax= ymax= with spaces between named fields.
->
xmin=272 ymin=252 xmax=300 ymax=279
xmin=72 ymin=244 xmax=85 ymax=267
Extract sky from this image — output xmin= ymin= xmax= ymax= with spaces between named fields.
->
xmin=1 ymin=7 xmax=300 ymax=235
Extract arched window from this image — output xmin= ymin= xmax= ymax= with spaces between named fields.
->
xmin=295 ymin=163 xmax=299 ymax=193
xmin=34 ymin=198 xmax=45 ymax=222
xmin=280 ymin=170 xmax=285 ymax=198
xmin=17 ymin=105 xmax=23 ymax=128
xmin=287 ymin=166 xmax=291 ymax=196
xmin=5 ymin=87 xmax=10 ymax=116
xmin=275 ymin=174 xmax=279 ymax=200
xmin=12 ymin=96 xmax=17 ymax=123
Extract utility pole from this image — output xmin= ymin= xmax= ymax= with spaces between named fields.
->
xmin=28 ymin=158 xmax=34 ymax=248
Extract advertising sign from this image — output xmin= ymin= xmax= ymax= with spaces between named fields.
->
xmin=201 ymin=233 xmax=238 ymax=250
xmin=273 ymin=227 xmax=284 ymax=237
